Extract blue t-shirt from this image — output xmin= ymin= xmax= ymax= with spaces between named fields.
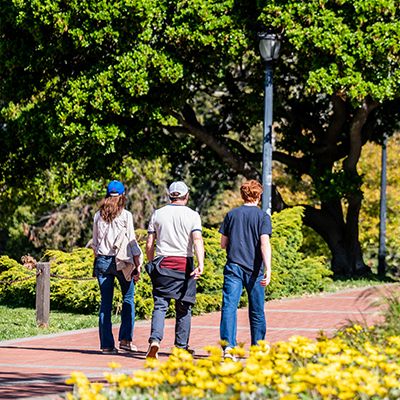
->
xmin=219 ymin=205 xmax=272 ymax=276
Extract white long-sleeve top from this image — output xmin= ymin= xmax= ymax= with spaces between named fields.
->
xmin=92 ymin=209 xmax=141 ymax=257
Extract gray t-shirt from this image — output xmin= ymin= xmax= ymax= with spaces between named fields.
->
xmin=148 ymin=204 xmax=202 ymax=257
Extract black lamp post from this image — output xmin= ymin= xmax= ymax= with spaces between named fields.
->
xmin=378 ymin=134 xmax=388 ymax=276
xmin=259 ymin=31 xmax=281 ymax=215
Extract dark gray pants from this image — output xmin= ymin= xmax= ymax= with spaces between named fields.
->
xmin=149 ymin=294 xmax=192 ymax=349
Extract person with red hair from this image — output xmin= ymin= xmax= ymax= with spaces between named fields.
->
xmin=219 ymin=180 xmax=272 ymax=360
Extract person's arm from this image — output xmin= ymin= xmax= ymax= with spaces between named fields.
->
xmin=220 ymin=234 xmax=229 ymax=249
xmin=125 ymin=212 xmax=143 ymax=281
xmin=146 ymin=232 xmax=156 ymax=262
xmin=190 ymin=231 xmax=204 ymax=280
xmin=260 ymin=234 xmax=272 ymax=287
xmin=92 ymin=216 xmax=98 ymax=258
xmin=132 ymin=254 xmax=141 ymax=282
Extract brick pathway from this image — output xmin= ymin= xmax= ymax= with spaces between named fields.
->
xmin=0 ymin=286 xmax=385 ymax=400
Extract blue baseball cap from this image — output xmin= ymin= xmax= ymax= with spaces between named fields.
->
xmin=107 ymin=180 xmax=125 ymax=197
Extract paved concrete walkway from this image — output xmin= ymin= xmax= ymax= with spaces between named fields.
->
xmin=0 ymin=286 xmax=384 ymax=400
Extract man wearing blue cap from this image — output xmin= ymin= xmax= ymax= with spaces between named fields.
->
xmin=145 ymin=181 xmax=204 ymax=359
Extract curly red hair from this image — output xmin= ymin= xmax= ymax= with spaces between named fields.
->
xmin=240 ymin=180 xmax=263 ymax=203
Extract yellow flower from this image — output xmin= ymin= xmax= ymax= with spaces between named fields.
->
xmin=318 ymin=385 xmax=337 ymax=397
xmin=90 ymin=383 xmax=103 ymax=393
xmin=381 ymin=362 xmax=400 ymax=374
xmin=364 ymin=342 xmax=378 ymax=355
xmin=230 ymin=347 xmax=247 ymax=359
xmin=383 ymin=374 xmax=399 ymax=388
xmin=387 ymin=336 xmax=400 ymax=346
xmin=290 ymin=382 xmax=308 ymax=393
xmin=180 ymin=385 xmax=195 ymax=396
xmin=220 ymin=376 xmax=237 ymax=385
xmin=204 ymin=379 xmax=220 ymax=390
xmin=274 ymin=360 xmax=293 ymax=375
xmin=108 ymin=362 xmax=121 ymax=369
xmin=197 ymin=359 xmax=213 ymax=368
xmin=103 ymin=372 xmax=126 ymax=384
xmin=384 ymin=347 xmax=398 ymax=355
xmin=144 ymin=358 xmax=160 ymax=369
xmin=289 ymin=336 xmax=312 ymax=346
xmin=245 ymin=360 xmax=260 ymax=375
xmin=66 ymin=371 xmax=90 ymax=389
xmin=190 ymin=388 xmax=205 ymax=398
xmin=280 ymin=395 xmax=298 ymax=400
xmin=172 ymin=346 xmax=193 ymax=361
xmin=338 ymin=391 xmax=356 ymax=400
xmin=245 ymin=382 xmax=258 ymax=392
xmin=353 ymin=356 xmax=367 ymax=365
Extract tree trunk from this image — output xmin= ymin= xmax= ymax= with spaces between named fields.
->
xmin=303 ymin=200 xmax=370 ymax=276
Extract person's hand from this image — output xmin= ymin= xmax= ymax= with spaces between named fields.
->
xmin=190 ymin=265 xmax=204 ymax=280
xmin=133 ymin=267 xmax=141 ymax=282
xmin=260 ymin=274 xmax=271 ymax=287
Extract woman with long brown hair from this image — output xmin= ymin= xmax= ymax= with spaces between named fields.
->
xmin=92 ymin=180 xmax=142 ymax=354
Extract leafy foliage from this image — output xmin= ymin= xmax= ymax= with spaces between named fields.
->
xmin=0 ymin=157 xmax=172 ymax=261
xmin=358 ymin=135 xmax=400 ymax=276
xmin=0 ymin=255 xmax=37 ymax=307
xmin=267 ymin=207 xmax=332 ymax=298
xmin=1 ymin=0 xmax=400 ymax=274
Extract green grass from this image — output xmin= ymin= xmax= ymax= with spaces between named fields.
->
xmin=325 ymin=272 xmax=398 ymax=292
xmin=0 ymin=306 xmax=120 ymax=341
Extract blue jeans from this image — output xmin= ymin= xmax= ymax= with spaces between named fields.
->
xmin=149 ymin=294 xmax=192 ymax=349
xmin=220 ymin=262 xmax=266 ymax=348
xmin=95 ymin=255 xmax=135 ymax=350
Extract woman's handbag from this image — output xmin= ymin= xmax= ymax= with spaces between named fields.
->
xmin=92 ymin=259 xmax=97 ymax=278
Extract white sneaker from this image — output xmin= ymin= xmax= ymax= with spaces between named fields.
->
xmin=146 ymin=341 xmax=160 ymax=359
xmin=223 ymin=347 xmax=237 ymax=362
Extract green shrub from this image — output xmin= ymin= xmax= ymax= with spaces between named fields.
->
xmin=0 ymin=208 xmax=332 ymax=317
xmin=0 ymin=255 xmax=37 ymax=307
xmin=267 ymin=207 xmax=332 ymax=299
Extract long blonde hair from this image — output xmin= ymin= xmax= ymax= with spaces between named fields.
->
xmin=99 ymin=194 xmax=127 ymax=223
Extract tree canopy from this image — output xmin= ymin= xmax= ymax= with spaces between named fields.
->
xmin=1 ymin=0 xmax=400 ymax=274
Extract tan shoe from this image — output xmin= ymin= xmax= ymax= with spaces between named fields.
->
xmin=102 ymin=348 xmax=118 ymax=355
xmin=146 ymin=341 xmax=160 ymax=359
xmin=119 ymin=340 xmax=137 ymax=352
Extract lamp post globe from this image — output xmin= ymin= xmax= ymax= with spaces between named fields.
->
xmin=259 ymin=31 xmax=282 ymax=62
xmin=258 ymin=31 xmax=281 ymax=215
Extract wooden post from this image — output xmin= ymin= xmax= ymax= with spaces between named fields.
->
xmin=36 ymin=262 xmax=51 ymax=328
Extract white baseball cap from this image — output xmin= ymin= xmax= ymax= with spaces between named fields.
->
xmin=168 ymin=181 xmax=190 ymax=197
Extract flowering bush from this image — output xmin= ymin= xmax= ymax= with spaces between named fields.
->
xmin=66 ymin=328 xmax=400 ymax=400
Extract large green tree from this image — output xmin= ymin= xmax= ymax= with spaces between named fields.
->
xmin=1 ymin=0 xmax=399 ymax=275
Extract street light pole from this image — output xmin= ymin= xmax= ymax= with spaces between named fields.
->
xmin=258 ymin=31 xmax=281 ymax=215
xmin=378 ymin=134 xmax=388 ymax=276
xmin=262 ymin=61 xmax=274 ymax=215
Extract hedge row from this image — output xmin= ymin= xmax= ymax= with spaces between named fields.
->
xmin=0 ymin=207 xmax=332 ymax=318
